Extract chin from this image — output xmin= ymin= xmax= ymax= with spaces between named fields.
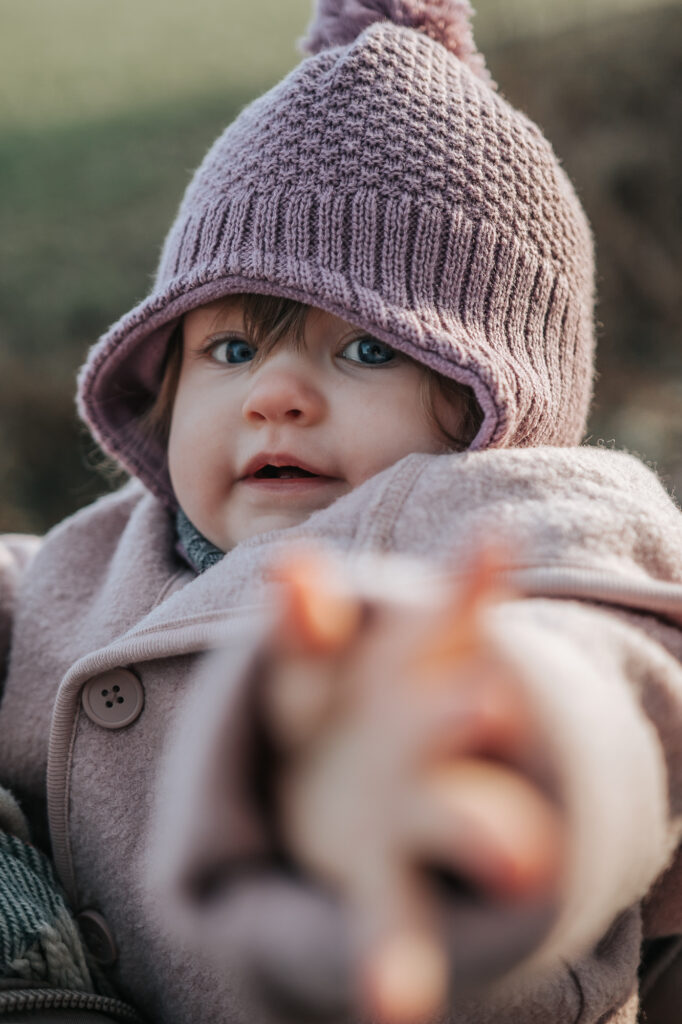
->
xmin=249 ymin=510 xmax=318 ymax=541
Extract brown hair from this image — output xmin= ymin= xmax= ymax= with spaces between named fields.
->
xmin=140 ymin=293 xmax=483 ymax=450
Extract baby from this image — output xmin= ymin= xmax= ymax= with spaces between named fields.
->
xmin=1 ymin=2 xmax=682 ymax=1023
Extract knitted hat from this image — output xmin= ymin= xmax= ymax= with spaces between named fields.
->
xmin=77 ymin=0 xmax=596 ymax=507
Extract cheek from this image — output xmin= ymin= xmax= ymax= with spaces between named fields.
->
xmin=340 ymin=376 xmax=443 ymax=482
xmin=167 ymin=388 xmax=228 ymax=508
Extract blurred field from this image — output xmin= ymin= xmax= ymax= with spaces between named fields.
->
xmin=1 ymin=0 xmax=681 ymax=532
xmin=0 ymin=0 xmax=670 ymax=132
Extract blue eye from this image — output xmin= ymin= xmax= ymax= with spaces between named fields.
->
xmin=211 ymin=338 xmax=256 ymax=364
xmin=341 ymin=337 xmax=396 ymax=365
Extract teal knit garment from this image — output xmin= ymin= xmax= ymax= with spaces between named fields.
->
xmin=0 ymin=830 xmax=94 ymax=991
xmin=176 ymin=509 xmax=224 ymax=575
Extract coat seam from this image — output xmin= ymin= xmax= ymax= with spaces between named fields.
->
xmin=352 ymin=457 xmax=427 ymax=551
xmin=120 ymin=603 xmax=268 ymax=640
xmin=565 ymin=961 xmax=586 ymax=1024
xmin=150 ymin=568 xmax=190 ymax=609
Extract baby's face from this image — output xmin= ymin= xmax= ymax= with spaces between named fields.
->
xmin=168 ymin=299 xmax=462 ymax=551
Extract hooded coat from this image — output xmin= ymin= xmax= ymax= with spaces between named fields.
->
xmin=1 ymin=445 xmax=682 ymax=1024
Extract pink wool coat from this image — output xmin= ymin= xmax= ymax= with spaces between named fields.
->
xmin=1 ymin=446 xmax=682 ymax=1023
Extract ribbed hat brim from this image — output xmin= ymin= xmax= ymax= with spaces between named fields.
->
xmin=78 ymin=188 xmax=590 ymax=506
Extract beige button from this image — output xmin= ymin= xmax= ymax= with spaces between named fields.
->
xmin=77 ymin=908 xmax=118 ymax=966
xmin=81 ymin=668 xmax=144 ymax=729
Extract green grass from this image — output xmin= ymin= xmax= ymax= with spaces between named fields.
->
xmin=0 ymin=0 xmax=669 ymax=132
xmin=0 ymin=89 xmax=265 ymax=531
xmin=0 ymin=92 xmax=256 ymax=370
xmin=0 ymin=0 xmax=311 ymax=131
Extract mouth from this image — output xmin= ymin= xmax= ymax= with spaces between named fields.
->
xmin=239 ymin=454 xmax=341 ymax=487
xmin=252 ymin=465 xmax=318 ymax=480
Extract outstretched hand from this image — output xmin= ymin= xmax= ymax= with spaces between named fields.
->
xmin=260 ymin=545 xmax=565 ymax=1024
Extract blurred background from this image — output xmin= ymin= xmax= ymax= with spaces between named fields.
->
xmin=1 ymin=0 xmax=680 ymax=534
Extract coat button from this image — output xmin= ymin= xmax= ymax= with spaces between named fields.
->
xmin=76 ymin=909 xmax=118 ymax=966
xmin=81 ymin=668 xmax=144 ymax=729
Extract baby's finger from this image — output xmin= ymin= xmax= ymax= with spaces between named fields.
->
xmin=406 ymin=759 xmax=564 ymax=901
xmin=262 ymin=547 xmax=363 ymax=747
xmin=414 ymin=542 xmax=514 ymax=679
xmin=415 ymin=671 xmax=532 ymax=765
xmin=260 ymin=656 xmax=339 ymax=752
xmin=362 ymin=928 xmax=448 ymax=1024
xmin=270 ymin=547 xmax=361 ymax=656
xmin=351 ymin=863 xmax=448 ymax=1024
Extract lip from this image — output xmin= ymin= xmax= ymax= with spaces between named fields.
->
xmin=239 ymin=452 xmax=339 ymax=482
xmin=240 ymin=477 xmax=343 ymax=497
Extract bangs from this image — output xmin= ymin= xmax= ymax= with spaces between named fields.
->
xmin=221 ymin=293 xmax=311 ymax=365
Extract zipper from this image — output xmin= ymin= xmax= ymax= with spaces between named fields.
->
xmin=0 ymin=986 xmax=143 ymax=1021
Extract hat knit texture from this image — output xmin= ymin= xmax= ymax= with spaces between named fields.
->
xmin=78 ymin=0 xmax=596 ymax=506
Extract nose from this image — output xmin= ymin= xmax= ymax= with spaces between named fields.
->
xmin=241 ymin=358 xmax=326 ymax=426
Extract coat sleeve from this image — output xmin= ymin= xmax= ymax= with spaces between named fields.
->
xmin=146 ymin=588 xmax=682 ymax=1019
xmin=0 ymin=534 xmax=41 ymax=692
xmin=482 ymin=597 xmax=682 ymax=965
xmin=615 ymin=610 xmax=682 ymax=941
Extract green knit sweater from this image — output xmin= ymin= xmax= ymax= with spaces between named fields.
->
xmin=0 ymin=786 xmax=94 ymax=991
xmin=0 ymin=785 xmax=149 ymax=1020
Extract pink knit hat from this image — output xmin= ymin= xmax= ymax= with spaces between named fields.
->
xmin=77 ymin=0 xmax=596 ymax=506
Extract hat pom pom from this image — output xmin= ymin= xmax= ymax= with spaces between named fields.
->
xmin=301 ymin=0 xmax=493 ymax=85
